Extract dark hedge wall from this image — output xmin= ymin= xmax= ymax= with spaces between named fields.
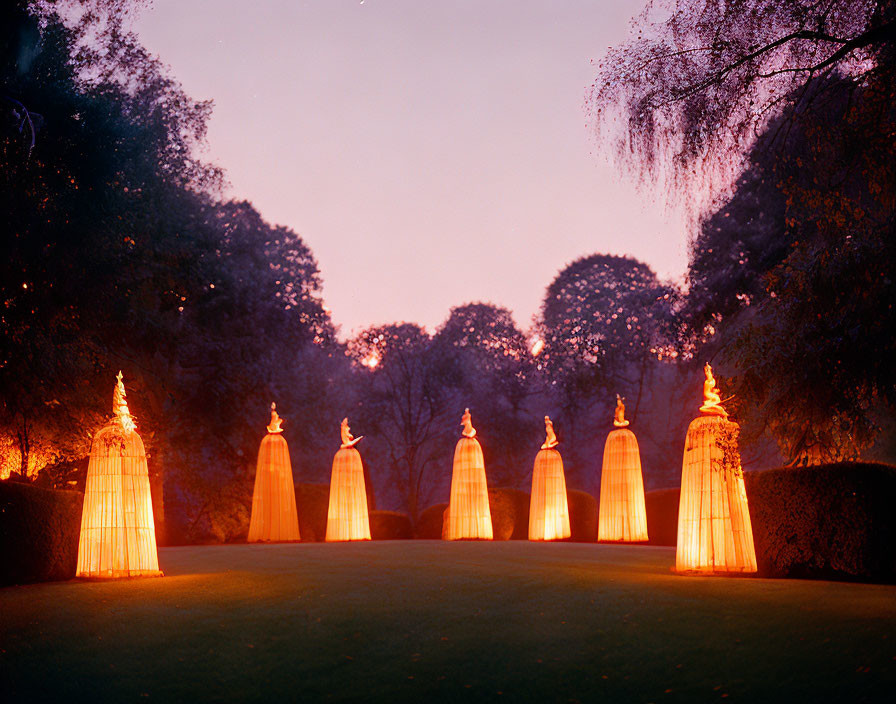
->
xmin=566 ymin=489 xmax=598 ymax=542
xmin=744 ymin=462 xmax=896 ymax=582
xmin=0 ymin=481 xmax=83 ymax=586
xmin=294 ymin=483 xmax=330 ymax=542
xmin=369 ymin=510 xmax=413 ymax=540
xmin=645 ymin=488 xmax=680 ymax=547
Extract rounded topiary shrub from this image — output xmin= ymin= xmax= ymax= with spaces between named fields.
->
xmin=0 ymin=481 xmax=84 ymax=585
xmin=744 ymin=462 xmax=896 ymax=582
xmin=645 ymin=487 xmax=680 ymax=547
xmin=416 ymin=503 xmax=449 ymax=539
xmin=566 ymin=489 xmax=597 ymax=542
xmin=369 ymin=510 xmax=412 ymax=540
xmin=294 ymin=483 xmax=330 ymax=542
xmin=487 ymin=488 xmax=519 ymax=541
xmin=502 ymin=487 xmax=531 ymax=540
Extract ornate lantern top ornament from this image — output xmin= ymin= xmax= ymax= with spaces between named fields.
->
xmin=613 ymin=394 xmax=630 ymax=428
xmin=541 ymin=415 xmax=559 ymax=449
xmin=112 ymin=371 xmax=137 ymax=432
xmin=699 ymin=363 xmax=728 ymax=418
xmin=340 ymin=417 xmax=363 ymax=448
xmin=461 ymin=407 xmax=477 ymax=438
xmin=267 ymin=402 xmax=284 ymax=434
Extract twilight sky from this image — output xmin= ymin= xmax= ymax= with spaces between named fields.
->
xmin=135 ymin=0 xmax=685 ymax=337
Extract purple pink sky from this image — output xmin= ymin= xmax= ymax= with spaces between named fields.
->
xmin=135 ymin=0 xmax=685 ymax=337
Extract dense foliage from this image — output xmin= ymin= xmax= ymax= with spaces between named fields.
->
xmin=592 ymin=0 xmax=896 ymax=465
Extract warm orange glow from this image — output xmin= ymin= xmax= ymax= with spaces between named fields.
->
xmin=326 ymin=419 xmax=371 ymax=541
xmin=446 ymin=409 xmax=493 ymax=540
xmin=598 ymin=398 xmax=648 ymax=542
xmin=360 ymin=351 xmax=380 ymax=369
xmin=675 ymin=370 xmax=757 ymax=574
xmin=76 ymin=374 xmax=161 ymax=578
xmin=529 ymin=416 xmax=570 ymax=541
xmin=248 ymin=403 xmax=301 ymax=543
xmin=531 ymin=338 xmax=545 ymax=357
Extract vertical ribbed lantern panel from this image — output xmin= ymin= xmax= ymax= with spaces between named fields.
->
xmin=248 ymin=433 xmax=300 ymax=542
xmin=598 ymin=428 xmax=649 ymax=542
xmin=76 ymin=424 xmax=161 ymax=578
xmin=675 ymin=415 xmax=757 ymax=573
xmin=529 ymin=448 xmax=571 ymax=541
xmin=446 ymin=436 xmax=493 ymax=540
xmin=325 ymin=447 xmax=371 ymax=541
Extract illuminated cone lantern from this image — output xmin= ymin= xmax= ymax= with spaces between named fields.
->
xmin=675 ymin=364 xmax=757 ymax=574
xmin=529 ymin=416 xmax=571 ymax=541
xmin=248 ymin=403 xmax=301 ymax=542
xmin=325 ymin=418 xmax=371 ymax=541
xmin=446 ymin=408 xmax=493 ymax=540
xmin=597 ymin=395 xmax=648 ymax=542
xmin=76 ymin=372 xmax=161 ymax=578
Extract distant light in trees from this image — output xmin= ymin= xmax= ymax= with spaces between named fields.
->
xmin=530 ymin=338 xmax=545 ymax=357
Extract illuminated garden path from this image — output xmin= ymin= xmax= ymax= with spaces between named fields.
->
xmin=2 ymin=542 xmax=895 ymax=702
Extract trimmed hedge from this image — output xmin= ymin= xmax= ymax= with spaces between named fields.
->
xmin=369 ymin=510 xmax=413 ymax=540
xmin=503 ymin=488 xmax=531 ymax=540
xmin=566 ymin=489 xmax=597 ymax=542
xmin=487 ymin=488 xmax=517 ymax=540
xmin=645 ymin=488 xmax=680 ymax=547
xmin=0 ymin=481 xmax=83 ymax=586
xmin=744 ymin=462 xmax=896 ymax=582
xmin=294 ymin=483 xmax=329 ymax=542
xmin=415 ymin=503 xmax=449 ymax=539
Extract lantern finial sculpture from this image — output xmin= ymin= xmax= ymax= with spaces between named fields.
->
xmin=248 ymin=402 xmax=301 ymax=542
xmin=76 ymin=373 xmax=162 ymax=578
xmin=325 ymin=418 xmax=371 ymax=541
xmin=446 ymin=408 xmax=493 ymax=539
xmin=529 ymin=415 xmax=570 ymax=540
xmin=675 ymin=365 xmax=757 ymax=573
xmin=598 ymin=396 xmax=648 ymax=542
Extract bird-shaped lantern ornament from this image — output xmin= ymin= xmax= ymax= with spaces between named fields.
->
xmin=675 ymin=364 xmax=757 ymax=574
xmin=248 ymin=403 xmax=301 ymax=543
xmin=597 ymin=395 xmax=648 ymax=542
xmin=325 ymin=418 xmax=371 ymax=541
xmin=528 ymin=416 xmax=571 ymax=541
xmin=445 ymin=409 xmax=493 ymax=540
xmin=76 ymin=372 xmax=162 ymax=578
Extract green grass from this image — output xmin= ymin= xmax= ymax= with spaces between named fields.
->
xmin=2 ymin=542 xmax=895 ymax=702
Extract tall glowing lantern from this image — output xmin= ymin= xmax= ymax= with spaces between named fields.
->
xmin=529 ymin=416 xmax=571 ymax=541
xmin=446 ymin=409 xmax=493 ymax=540
xmin=597 ymin=396 xmax=649 ymax=542
xmin=248 ymin=403 xmax=301 ymax=542
xmin=325 ymin=418 xmax=371 ymax=541
xmin=76 ymin=372 xmax=162 ymax=578
xmin=675 ymin=364 xmax=757 ymax=574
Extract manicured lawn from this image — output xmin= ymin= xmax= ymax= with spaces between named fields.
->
xmin=2 ymin=541 xmax=895 ymax=702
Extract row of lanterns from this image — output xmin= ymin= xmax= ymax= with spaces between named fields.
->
xmin=74 ymin=364 xmax=757 ymax=579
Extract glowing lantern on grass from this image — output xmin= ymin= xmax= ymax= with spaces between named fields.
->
xmin=248 ymin=403 xmax=301 ymax=543
xmin=446 ymin=408 xmax=493 ymax=540
xmin=325 ymin=418 xmax=371 ymax=541
xmin=76 ymin=372 xmax=161 ymax=578
xmin=675 ymin=364 xmax=757 ymax=574
xmin=529 ymin=416 xmax=571 ymax=541
xmin=597 ymin=396 xmax=648 ymax=542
